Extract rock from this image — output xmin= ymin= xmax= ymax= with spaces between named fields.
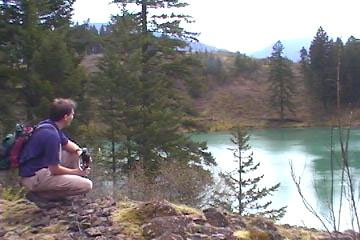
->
xmin=228 ymin=216 xmax=246 ymax=228
xmin=248 ymin=217 xmax=284 ymax=240
xmin=3 ymin=231 xmax=22 ymax=240
xmin=92 ymin=216 xmax=108 ymax=226
xmin=69 ymin=232 xmax=82 ymax=239
xmin=249 ymin=217 xmax=277 ymax=232
xmin=85 ymin=226 xmax=105 ymax=237
xmin=31 ymin=215 xmax=50 ymax=228
xmin=1 ymin=197 xmax=358 ymax=240
xmin=80 ymin=220 xmax=92 ymax=229
xmin=101 ymin=207 xmax=113 ymax=217
xmin=154 ymin=232 xmax=184 ymax=240
xmin=82 ymin=208 xmax=95 ymax=214
xmin=343 ymin=230 xmax=360 ymax=240
xmin=139 ymin=200 xmax=179 ymax=219
xmin=316 ymin=232 xmax=353 ymax=240
xmin=142 ymin=215 xmax=191 ymax=239
xmin=187 ymin=223 xmax=235 ymax=239
xmin=109 ymin=226 xmax=123 ymax=235
xmin=191 ymin=215 xmax=207 ymax=225
xmin=203 ymin=208 xmax=229 ymax=227
xmin=0 ymin=227 xmax=7 ymax=237
xmin=94 ymin=236 xmax=108 ymax=240
xmin=188 ymin=233 xmax=211 ymax=240
xmin=68 ymin=220 xmax=81 ymax=232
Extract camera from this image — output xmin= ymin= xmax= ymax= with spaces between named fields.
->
xmin=80 ymin=148 xmax=91 ymax=170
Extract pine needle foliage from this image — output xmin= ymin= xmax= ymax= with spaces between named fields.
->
xmin=308 ymin=27 xmax=337 ymax=109
xmin=95 ymin=2 xmax=215 ymax=176
xmin=214 ymin=127 xmax=286 ymax=220
xmin=268 ymin=41 xmax=295 ymax=121
xmin=0 ymin=0 xmax=88 ymax=123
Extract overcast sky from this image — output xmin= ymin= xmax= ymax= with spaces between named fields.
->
xmin=72 ymin=0 xmax=360 ymax=54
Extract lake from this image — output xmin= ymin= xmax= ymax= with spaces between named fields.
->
xmin=190 ymin=128 xmax=360 ymax=231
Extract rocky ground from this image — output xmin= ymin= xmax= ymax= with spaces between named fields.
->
xmin=0 ymin=192 xmax=359 ymax=240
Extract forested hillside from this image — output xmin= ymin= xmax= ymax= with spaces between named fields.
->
xmin=2 ymin=1 xmax=360 ymax=136
xmin=80 ymin=37 xmax=360 ymax=131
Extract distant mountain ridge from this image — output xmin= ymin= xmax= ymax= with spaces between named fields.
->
xmin=183 ymin=41 xmax=229 ymax=53
xmin=250 ymin=38 xmax=312 ymax=62
xmin=90 ymin=23 xmax=229 ymax=53
xmin=90 ymin=23 xmax=310 ymax=59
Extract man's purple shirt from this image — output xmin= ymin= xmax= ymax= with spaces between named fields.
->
xmin=19 ymin=119 xmax=69 ymax=177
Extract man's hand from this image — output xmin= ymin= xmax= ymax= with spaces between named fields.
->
xmin=49 ymin=164 xmax=90 ymax=177
xmin=80 ymin=148 xmax=92 ymax=169
xmin=76 ymin=167 xmax=91 ymax=177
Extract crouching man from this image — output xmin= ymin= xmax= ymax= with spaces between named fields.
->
xmin=19 ymin=98 xmax=92 ymax=202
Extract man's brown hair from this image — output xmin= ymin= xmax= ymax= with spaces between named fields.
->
xmin=49 ymin=98 xmax=76 ymax=121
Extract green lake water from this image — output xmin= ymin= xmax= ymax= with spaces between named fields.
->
xmin=190 ymin=128 xmax=360 ymax=230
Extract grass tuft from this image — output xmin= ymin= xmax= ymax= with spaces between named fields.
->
xmin=112 ymin=201 xmax=144 ymax=239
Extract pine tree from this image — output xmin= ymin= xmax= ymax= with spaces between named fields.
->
xmin=0 ymin=47 xmax=17 ymax=133
xmin=309 ymin=27 xmax=337 ymax=109
xmin=31 ymin=31 xmax=88 ymax=118
xmin=214 ymin=127 xmax=286 ymax=220
xmin=268 ymin=41 xmax=295 ymax=121
xmin=0 ymin=1 xmax=89 ymax=123
xmin=300 ymin=47 xmax=310 ymax=84
xmin=341 ymin=36 xmax=360 ymax=104
xmin=234 ymin=51 xmax=259 ymax=76
xmin=99 ymin=25 xmax=107 ymax=36
xmin=94 ymin=14 xmax=141 ymax=172
xmin=67 ymin=22 xmax=102 ymax=56
xmin=95 ymin=3 xmax=215 ymax=175
xmin=0 ymin=0 xmax=80 ymax=120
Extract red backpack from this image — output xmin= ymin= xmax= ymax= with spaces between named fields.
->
xmin=0 ymin=123 xmax=54 ymax=169
xmin=9 ymin=125 xmax=34 ymax=168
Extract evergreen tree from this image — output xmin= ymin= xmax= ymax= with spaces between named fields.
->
xmin=96 ymin=2 xmax=215 ymax=175
xmin=204 ymin=54 xmax=227 ymax=85
xmin=0 ymin=0 xmax=78 ymax=120
xmin=309 ymin=27 xmax=337 ymax=109
xmin=31 ymin=31 xmax=88 ymax=118
xmin=0 ymin=0 xmax=92 ymax=141
xmin=268 ymin=41 xmax=295 ymax=121
xmin=214 ymin=127 xmax=286 ymax=220
xmin=234 ymin=51 xmax=259 ymax=76
xmin=299 ymin=47 xmax=312 ymax=90
xmin=0 ymin=46 xmax=17 ymax=133
xmin=67 ymin=22 xmax=102 ymax=56
xmin=94 ymin=14 xmax=140 ymax=172
xmin=99 ymin=25 xmax=107 ymax=36
xmin=341 ymin=36 xmax=360 ymax=104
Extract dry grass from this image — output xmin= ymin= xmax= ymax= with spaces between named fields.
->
xmin=169 ymin=202 xmax=204 ymax=217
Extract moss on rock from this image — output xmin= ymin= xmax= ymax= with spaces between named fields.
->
xmin=40 ymin=221 xmax=67 ymax=234
xmin=112 ymin=201 xmax=144 ymax=239
xmin=170 ymin=202 xmax=204 ymax=217
xmin=1 ymin=199 xmax=41 ymax=225
xmin=233 ymin=230 xmax=251 ymax=240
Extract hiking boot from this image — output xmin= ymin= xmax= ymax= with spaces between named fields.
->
xmin=50 ymin=197 xmax=73 ymax=206
xmin=25 ymin=192 xmax=58 ymax=209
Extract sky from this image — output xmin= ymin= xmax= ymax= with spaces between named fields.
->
xmin=72 ymin=0 xmax=360 ymax=54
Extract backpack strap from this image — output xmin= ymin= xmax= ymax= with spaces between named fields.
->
xmin=17 ymin=123 xmax=59 ymax=167
xmin=35 ymin=123 xmax=57 ymax=131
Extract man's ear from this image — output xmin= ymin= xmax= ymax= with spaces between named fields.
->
xmin=63 ymin=114 xmax=70 ymax=121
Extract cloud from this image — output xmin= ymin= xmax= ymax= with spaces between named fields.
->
xmin=72 ymin=0 xmax=360 ymax=53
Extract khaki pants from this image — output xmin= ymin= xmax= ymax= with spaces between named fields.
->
xmin=20 ymin=151 xmax=92 ymax=200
